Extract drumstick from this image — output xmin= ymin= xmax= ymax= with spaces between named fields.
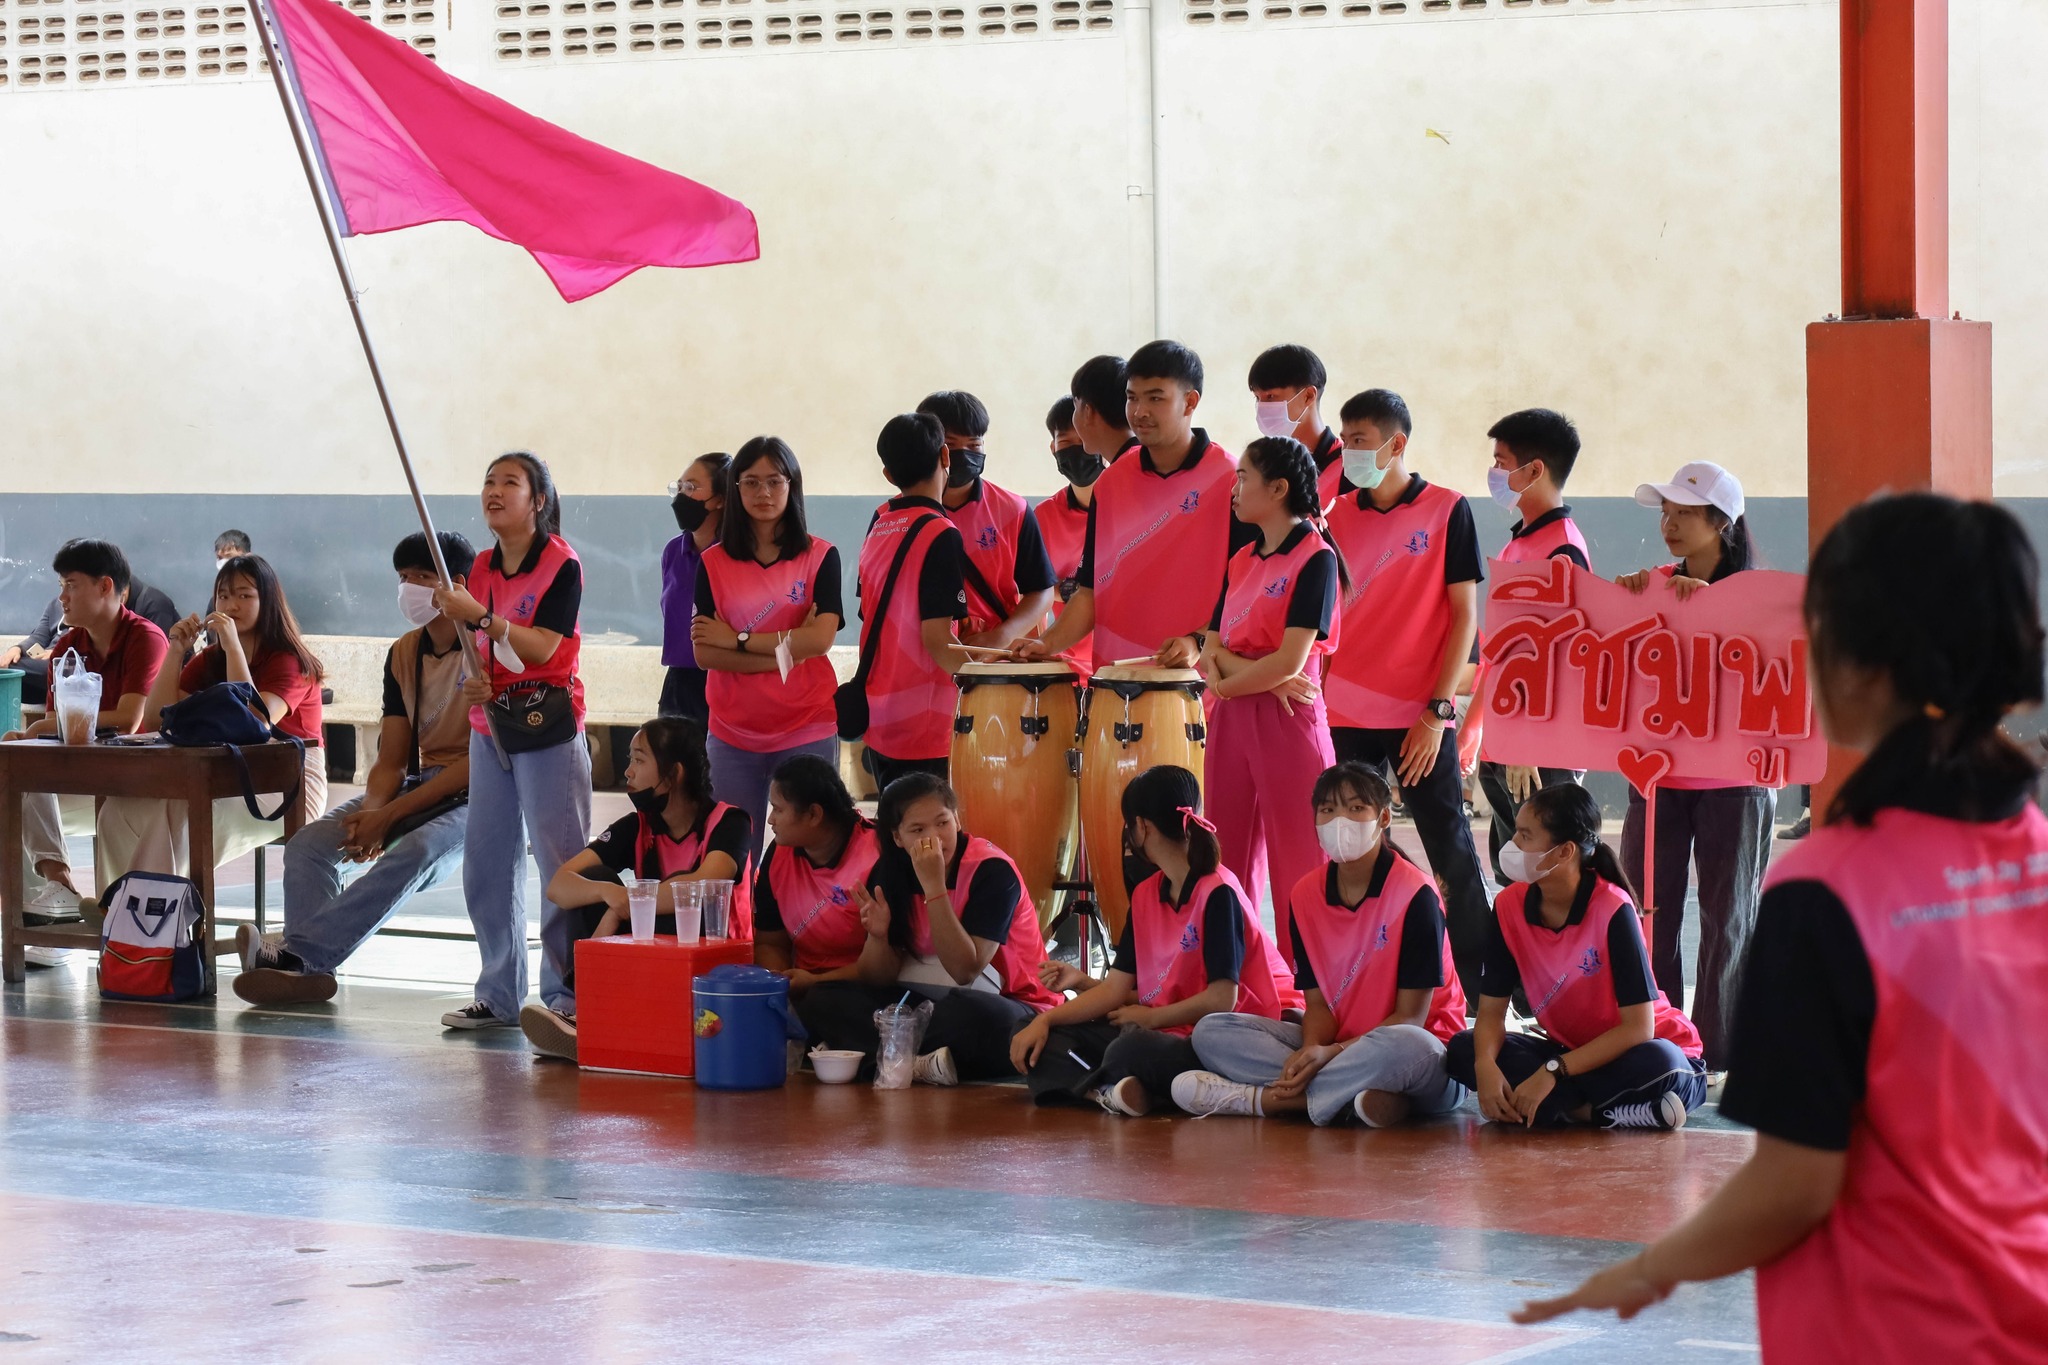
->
xmin=1108 ymin=655 xmax=1160 ymax=667
xmin=957 ymin=644 xmax=1013 ymax=655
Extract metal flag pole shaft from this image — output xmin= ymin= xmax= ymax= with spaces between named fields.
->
xmin=246 ymin=0 xmax=511 ymax=770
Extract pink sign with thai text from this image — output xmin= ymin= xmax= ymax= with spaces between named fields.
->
xmin=1478 ymin=558 xmax=1824 ymax=791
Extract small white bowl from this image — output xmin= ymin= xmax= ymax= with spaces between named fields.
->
xmin=809 ymin=1049 xmax=863 ymax=1084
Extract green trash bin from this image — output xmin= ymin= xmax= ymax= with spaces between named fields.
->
xmin=0 ymin=668 xmax=22 ymax=737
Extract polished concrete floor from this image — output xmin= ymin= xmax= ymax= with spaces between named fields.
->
xmin=1 ymin=967 xmax=1762 ymax=1363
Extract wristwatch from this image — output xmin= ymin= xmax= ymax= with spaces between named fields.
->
xmin=736 ymin=630 xmax=753 ymax=652
xmin=476 ymin=612 xmax=495 ymax=637
xmin=1426 ymin=698 xmax=1456 ymax=723
xmin=1545 ymin=1057 xmax=1570 ymax=1079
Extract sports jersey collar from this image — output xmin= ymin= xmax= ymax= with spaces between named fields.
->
xmin=1322 ymin=843 xmax=1396 ymax=911
xmin=1509 ymin=505 xmax=1574 ymax=540
xmin=949 ymin=478 xmax=987 ymax=508
xmin=889 ymin=494 xmax=947 ymax=514
xmin=1522 ymin=870 xmax=1597 ymax=929
xmin=798 ymin=818 xmax=872 ymax=870
xmin=1116 ymin=435 xmax=1143 ymax=459
xmin=1351 ymin=475 xmax=1429 ymax=516
xmin=646 ymin=801 xmax=713 ymax=845
xmin=487 ymin=536 xmax=550 ymax=580
xmin=1136 ymin=428 xmax=1212 ymax=478
xmin=1312 ymin=428 xmax=1342 ymax=469
xmin=1252 ymin=521 xmax=1316 ymax=560
xmin=1061 ymin=486 xmax=1087 ymax=514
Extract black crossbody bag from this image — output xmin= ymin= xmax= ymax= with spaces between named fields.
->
xmin=836 ymin=513 xmax=940 ymax=742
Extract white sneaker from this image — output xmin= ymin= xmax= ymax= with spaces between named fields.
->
xmin=912 ymin=1046 xmax=958 ymax=1087
xmin=23 ymin=946 xmax=76 ymax=968
xmin=235 ymin=923 xmax=282 ymax=972
xmin=1600 ymin=1092 xmax=1689 ymax=1131
xmin=24 ymin=881 xmax=82 ymax=924
xmin=1170 ymin=1070 xmax=1258 ymax=1117
xmin=1090 ymin=1076 xmax=1150 ymax=1117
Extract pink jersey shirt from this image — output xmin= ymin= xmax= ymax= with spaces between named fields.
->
xmin=1494 ymin=878 xmax=1702 ymax=1055
xmin=1287 ymin=854 xmax=1466 ymax=1044
xmin=1322 ymin=480 xmax=1473 ymax=729
xmin=1088 ymin=433 xmax=1238 ymax=663
xmin=856 ymin=502 xmax=958 ymax=761
xmin=765 ymin=822 xmax=882 ymax=973
xmin=1754 ymin=806 xmax=2048 ymax=1363
xmin=1216 ymin=523 xmax=1339 ymax=664
xmin=698 ymin=539 xmax=838 ymax=752
xmin=902 ymin=837 xmax=1061 ymax=1011
xmin=1128 ymin=866 xmax=1301 ymax=1036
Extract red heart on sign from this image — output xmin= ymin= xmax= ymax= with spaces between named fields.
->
xmin=1616 ymin=746 xmax=1672 ymax=797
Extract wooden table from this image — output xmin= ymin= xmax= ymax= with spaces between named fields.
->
xmin=1 ymin=739 xmax=307 ymax=990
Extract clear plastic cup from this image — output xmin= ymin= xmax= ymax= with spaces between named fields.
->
xmin=627 ymin=884 xmax=658 ymax=942
xmin=670 ymin=880 xmax=704 ymax=944
xmin=699 ymin=879 xmax=734 ymax=940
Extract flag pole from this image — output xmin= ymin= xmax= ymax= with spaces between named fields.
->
xmin=246 ymin=0 xmax=511 ymax=770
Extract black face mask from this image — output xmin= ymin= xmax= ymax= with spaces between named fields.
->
xmin=1121 ymin=826 xmax=1156 ymax=896
xmin=1054 ymin=444 xmax=1106 ymax=488
xmin=946 ymin=446 xmax=987 ymax=489
xmin=629 ymin=785 xmax=667 ymax=815
xmin=671 ymin=492 xmax=711 ymax=533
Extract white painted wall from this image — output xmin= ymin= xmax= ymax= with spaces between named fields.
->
xmin=1 ymin=0 xmax=2042 ymax=500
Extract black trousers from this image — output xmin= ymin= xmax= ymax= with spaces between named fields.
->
xmin=1019 ymin=1019 xmax=1202 ymax=1111
xmin=1476 ymin=761 xmax=1583 ymax=883
xmin=797 ymin=980 xmax=1031 ymax=1081
xmin=1621 ymin=784 xmax=1774 ymax=1071
xmin=864 ymin=748 xmax=949 ymax=796
xmin=1445 ymin=1030 xmax=1707 ymax=1126
xmin=658 ymin=666 xmax=709 ymax=723
xmin=1331 ymin=724 xmax=1490 ymax=1007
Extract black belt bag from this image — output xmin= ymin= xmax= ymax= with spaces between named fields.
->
xmin=491 ymin=679 xmax=577 ymax=753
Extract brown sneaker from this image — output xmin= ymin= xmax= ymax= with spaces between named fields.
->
xmin=519 ymin=1004 xmax=578 ymax=1063
xmin=232 ymin=967 xmax=339 ymax=1006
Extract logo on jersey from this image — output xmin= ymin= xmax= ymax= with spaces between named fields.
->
xmin=514 ymin=591 xmax=538 ymax=618
xmin=977 ymin=526 xmax=999 ymax=550
xmin=1373 ymin=923 xmax=1390 ymax=952
xmin=1405 ymin=531 xmax=1431 ymax=556
xmin=1179 ymin=920 xmax=1201 ymax=953
xmin=1180 ymin=491 xmax=1201 ymax=515
xmin=1577 ymin=947 xmax=1602 ymax=976
xmin=1262 ymin=574 xmax=1291 ymax=598
xmin=828 ymin=885 xmax=851 ymax=906
xmin=787 ymin=578 xmax=808 ymax=604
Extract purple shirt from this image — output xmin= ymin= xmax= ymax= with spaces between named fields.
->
xmin=660 ymin=532 xmax=705 ymax=667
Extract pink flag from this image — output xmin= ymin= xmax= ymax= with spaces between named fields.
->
xmin=268 ymin=0 xmax=759 ymax=301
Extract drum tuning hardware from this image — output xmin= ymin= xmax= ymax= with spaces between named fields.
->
xmin=1114 ymin=721 xmax=1145 ymax=743
xmin=1185 ymin=723 xmax=1206 ymax=742
xmin=1021 ymin=716 xmax=1051 ymax=738
xmin=953 ymin=715 xmax=975 ymax=734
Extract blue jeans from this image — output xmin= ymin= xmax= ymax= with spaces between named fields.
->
xmin=706 ymin=734 xmax=837 ymax=864
xmin=461 ymin=731 xmax=592 ymax=1018
xmin=282 ymin=780 xmax=467 ymax=974
xmin=1191 ymin=1014 xmax=1470 ymax=1126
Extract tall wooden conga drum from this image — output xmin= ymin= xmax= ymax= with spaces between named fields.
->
xmin=1079 ymin=666 xmax=1207 ymax=939
xmin=950 ymin=662 xmax=1081 ymax=930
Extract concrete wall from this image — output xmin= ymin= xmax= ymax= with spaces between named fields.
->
xmin=5 ymin=0 xmax=2048 ymax=625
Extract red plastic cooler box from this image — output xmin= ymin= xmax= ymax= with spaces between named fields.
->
xmin=574 ymin=935 xmax=753 ymax=1077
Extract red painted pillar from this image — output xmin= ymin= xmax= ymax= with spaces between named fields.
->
xmin=1807 ymin=0 xmax=1991 ymax=816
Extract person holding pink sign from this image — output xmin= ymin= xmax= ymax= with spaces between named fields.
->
xmin=1617 ymin=461 xmax=1773 ymax=1072
xmin=1448 ymin=783 xmax=1707 ymax=1130
xmin=1516 ymin=492 xmax=2048 ymax=1360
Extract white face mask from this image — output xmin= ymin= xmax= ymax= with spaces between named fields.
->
xmin=1343 ymin=435 xmax=1395 ymax=491
xmin=1254 ymin=394 xmax=1305 ymax=440
xmin=1316 ymin=815 xmax=1380 ymax=863
xmin=1498 ymin=841 xmax=1560 ymax=884
xmin=397 ymin=582 xmax=441 ymax=628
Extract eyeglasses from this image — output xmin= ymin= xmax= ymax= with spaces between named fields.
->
xmin=738 ymin=475 xmax=790 ymax=495
xmin=667 ymin=479 xmax=707 ymax=498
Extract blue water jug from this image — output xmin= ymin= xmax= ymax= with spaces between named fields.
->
xmin=692 ymin=965 xmax=800 ymax=1090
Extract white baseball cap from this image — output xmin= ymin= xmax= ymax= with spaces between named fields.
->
xmin=1635 ymin=461 xmax=1744 ymax=522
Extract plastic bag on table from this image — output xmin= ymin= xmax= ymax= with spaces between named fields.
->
xmin=49 ymin=649 xmax=101 ymax=746
xmin=871 ymin=997 xmax=934 ymax=1090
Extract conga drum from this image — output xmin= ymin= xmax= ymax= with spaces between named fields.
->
xmin=1079 ymin=666 xmax=1207 ymax=940
xmin=950 ymin=662 xmax=1081 ymax=931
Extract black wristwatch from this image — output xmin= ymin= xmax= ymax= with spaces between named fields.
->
xmin=1426 ymin=698 xmax=1456 ymax=723
xmin=476 ymin=612 xmax=495 ymax=637
xmin=1545 ymin=1057 xmax=1570 ymax=1079
xmin=736 ymin=630 xmax=752 ymax=652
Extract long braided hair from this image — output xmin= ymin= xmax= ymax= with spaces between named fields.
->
xmin=1242 ymin=436 xmax=1351 ymax=593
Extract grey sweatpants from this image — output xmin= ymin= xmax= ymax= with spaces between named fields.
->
xmin=1190 ymin=1013 xmax=1469 ymax=1126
